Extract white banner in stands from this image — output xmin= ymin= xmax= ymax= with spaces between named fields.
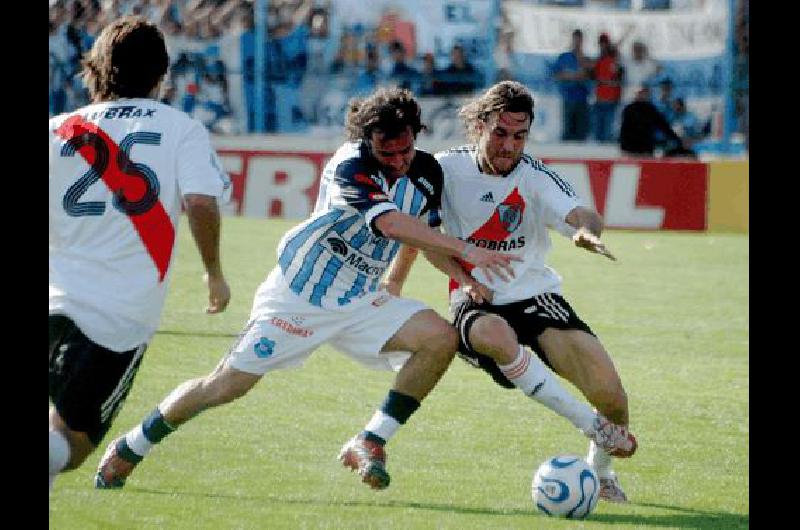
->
xmin=505 ymin=0 xmax=729 ymax=59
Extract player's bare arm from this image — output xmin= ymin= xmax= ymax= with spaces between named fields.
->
xmin=565 ymin=206 xmax=616 ymax=261
xmin=421 ymin=249 xmax=493 ymax=304
xmin=381 ymin=244 xmax=420 ymax=295
xmin=375 ymin=210 xmax=520 ymax=281
xmin=184 ymin=193 xmax=231 ymax=312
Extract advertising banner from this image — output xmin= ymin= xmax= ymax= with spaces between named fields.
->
xmin=216 ymin=147 xmax=709 ymax=230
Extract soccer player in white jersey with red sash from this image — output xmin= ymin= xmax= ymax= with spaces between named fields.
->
xmin=95 ymin=87 xmax=518 ymax=492
xmin=49 ymin=17 xmax=232 ymax=493
xmin=384 ymin=81 xmax=638 ymax=502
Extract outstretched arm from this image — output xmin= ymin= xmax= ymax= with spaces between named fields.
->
xmin=565 ymin=206 xmax=617 ymax=261
xmin=184 ymin=193 xmax=231 ymax=313
xmin=374 ymin=210 xmax=520 ymax=281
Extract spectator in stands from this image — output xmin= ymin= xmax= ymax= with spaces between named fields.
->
xmin=591 ymin=33 xmax=624 ymax=142
xmin=418 ymin=52 xmax=442 ymax=96
xmin=387 ymin=40 xmax=418 ymax=91
xmin=669 ymin=97 xmax=705 ymax=149
xmin=619 ymin=85 xmax=685 ymax=157
xmin=552 ymin=29 xmax=592 ymax=141
xmin=441 ymin=44 xmax=480 ymax=94
xmin=621 ymin=40 xmax=661 ymax=103
xmin=353 ymin=45 xmax=384 ymax=95
xmin=330 ymin=30 xmax=362 ymax=75
xmin=654 ymin=77 xmax=675 ymax=123
xmin=494 ymin=30 xmax=518 ymax=82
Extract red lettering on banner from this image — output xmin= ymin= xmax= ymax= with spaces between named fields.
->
xmin=55 ymin=115 xmax=175 ymax=281
xmin=544 ymin=158 xmax=708 ymax=230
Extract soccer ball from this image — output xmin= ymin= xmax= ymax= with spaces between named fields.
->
xmin=531 ymin=455 xmax=600 ymax=519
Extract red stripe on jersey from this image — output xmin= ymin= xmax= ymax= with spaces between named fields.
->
xmin=354 ymin=173 xmax=381 ymax=190
xmin=56 ymin=115 xmax=176 ymax=282
xmin=449 ymin=187 xmax=526 ymax=294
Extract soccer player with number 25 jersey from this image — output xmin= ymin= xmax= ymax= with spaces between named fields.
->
xmin=49 ymin=17 xmax=232 ymax=493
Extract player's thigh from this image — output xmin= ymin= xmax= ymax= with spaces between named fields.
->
xmin=329 ymin=293 xmax=453 ymax=370
xmin=381 ymin=308 xmax=456 ymax=355
xmin=539 ymin=328 xmax=623 ymax=398
xmin=224 ymin=314 xmax=335 ymax=376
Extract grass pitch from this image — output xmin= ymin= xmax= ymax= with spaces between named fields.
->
xmin=50 ymin=216 xmax=748 ymax=529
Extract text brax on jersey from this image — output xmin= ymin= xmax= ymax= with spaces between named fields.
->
xmin=82 ymin=106 xmax=157 ymax=120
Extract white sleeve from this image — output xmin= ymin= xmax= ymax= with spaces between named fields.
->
xmin=176 ymin=120 xmax=231 ymax=202
xmin=533 ymin=165 xmax=580 ymax=235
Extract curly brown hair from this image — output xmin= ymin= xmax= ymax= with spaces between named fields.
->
xmin=459 ymin=81 xmax=535 ymax=143
xmin=81 ymin=16 xmax=169 ymax=101
xmin=344 ymin=87 xmax=425 ymax=142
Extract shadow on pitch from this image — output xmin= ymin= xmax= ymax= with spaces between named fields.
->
xmin=590 ymin=502 xmax=748 ymax=529
xmin=125 ymin=488 xmax=748 ymax=527
xmin=156 ymin=329 xmax=238 ymax=339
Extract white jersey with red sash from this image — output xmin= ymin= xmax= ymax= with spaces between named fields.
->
xmin=435 ymin=145 xmax=580 ymax=306
xmin=49 ymin=98 xmax=230 ymax=351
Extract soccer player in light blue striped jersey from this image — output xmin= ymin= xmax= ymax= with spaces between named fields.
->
xmin=96 ymin=88 xmax=519 ymax=491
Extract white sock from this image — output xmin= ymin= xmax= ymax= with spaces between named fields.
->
xmin=364 ymin=410 xmax=401 ymax=442
xmin=587 ymin=439 xmax=614 ymax=478
xmin=125 ymin=425 xmax=154 ymax=457
xmin=49 ymin=429 xmax=70 ymax=492
xmin=498 ymin=346 xmax=596 ymax=433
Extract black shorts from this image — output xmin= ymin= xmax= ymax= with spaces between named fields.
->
xmin=452 ymin=293 xmax=595 ymax=389
xmin=49 ymin=314 xmax=146 ymax=445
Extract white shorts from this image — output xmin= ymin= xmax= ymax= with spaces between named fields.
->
xmin=225 ymin=269 xmax=429 ymax=375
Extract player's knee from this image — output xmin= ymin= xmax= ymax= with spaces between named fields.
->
xmin=420 ymin=319 xmax=458 ymax=358
xmin=470 ymin=315 xmax=518 ymax=362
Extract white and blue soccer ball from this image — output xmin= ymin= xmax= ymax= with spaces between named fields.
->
xmin=531 ymin=455 xmax=600 ymax=519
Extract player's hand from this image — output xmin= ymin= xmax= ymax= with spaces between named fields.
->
xmin=572 ymin=227 xmax=617 ymax=261
xmin=204 ymin=273 xmax=231 ymax=314
xmin=380 ymin=279 xmax=403 ymax=296
xmin=462 ymin=277 xmax=493 ymax=304
xmin=463 ymin=245 xmax=521 ymax=282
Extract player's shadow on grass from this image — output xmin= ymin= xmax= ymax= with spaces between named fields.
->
xmin=127 ymin=488 xmax=747 ymax=528
xmin=156 ymin=329 xmax=239 ymax=338
xmin=590 ymin=502 xmax=748 ymax=529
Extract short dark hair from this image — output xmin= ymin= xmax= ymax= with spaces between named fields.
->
xmin=82 ymin=16 xmax=169 ymax=101
xmin=459 ymin=81 xmax=535 ymax=142
xmin=344 ymin=87 xmax=425 ymax=142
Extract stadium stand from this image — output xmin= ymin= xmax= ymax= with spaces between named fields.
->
xmin=48 ymin=0 xmax=748 ymax=152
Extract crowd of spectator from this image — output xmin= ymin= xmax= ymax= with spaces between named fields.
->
xmin=49 ymin=0 xmax=748 ymax=152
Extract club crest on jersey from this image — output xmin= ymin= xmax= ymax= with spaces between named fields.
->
xmin=498 ymin=204 xmax=522 ymax=232
xmin=254 ymin=337 xmax=276 ymax=358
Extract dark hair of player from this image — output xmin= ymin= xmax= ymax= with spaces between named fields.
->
xmin=344 ymin=87 xmax=426 ymax=141
xmin=459 ymin=81 xmax=535 ymax=143
xmin=81 ymin=16 xmax=170 ymax=101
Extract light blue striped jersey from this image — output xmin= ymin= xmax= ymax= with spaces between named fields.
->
xmin=276 ymin=141 xmax=443 ymax=309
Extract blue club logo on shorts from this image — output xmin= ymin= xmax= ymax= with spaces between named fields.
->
xmin=254 ymin=337 xmax=276 ymax=358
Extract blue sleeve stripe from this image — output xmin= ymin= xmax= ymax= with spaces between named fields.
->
xmin=387 ymin=240 xmax=402 ymax=263
xmin=337 ymin=273 xmax=367 ymax=306
xmin=310 ymin=256 xmax=344 ymax=306
xmin=278 ymin=209 xmax=344 ymax=272
xmin=329 ymin=213 xmax=361 ymax=235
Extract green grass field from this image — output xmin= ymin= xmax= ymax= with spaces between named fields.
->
xmin=50 ymin=216 xmax=749 ymax=529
